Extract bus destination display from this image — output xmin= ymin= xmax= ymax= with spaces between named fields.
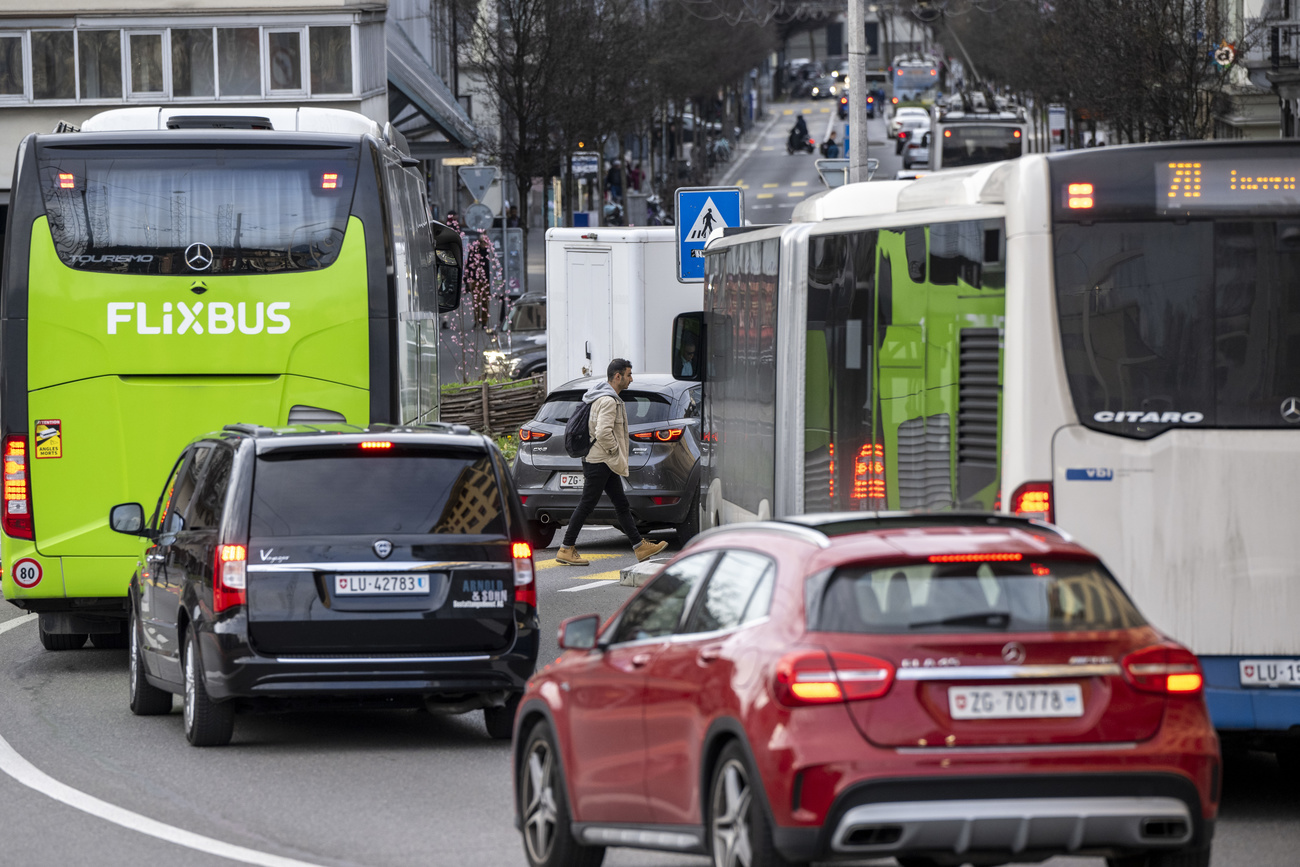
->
xmin=1156 ymin=159 xmax=1300 ymax=212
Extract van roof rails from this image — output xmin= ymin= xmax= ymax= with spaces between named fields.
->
xmin=166 ymin=115 xmax=273 ymax=130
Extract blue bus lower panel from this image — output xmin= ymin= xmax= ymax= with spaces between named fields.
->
xmin=1201 ymin=656 xmax=1300 ymax=732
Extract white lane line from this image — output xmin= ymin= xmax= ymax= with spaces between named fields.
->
xmin=0 ymin=614 xmax=36 ymax=636
xmin=0 ymin=621 xmax=327 ymax=866
xmin=559 ymin=580 xmax=620 ymax=593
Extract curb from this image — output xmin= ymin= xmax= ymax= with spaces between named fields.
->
xmin=619 ymin=557 xmax=670 ymax=587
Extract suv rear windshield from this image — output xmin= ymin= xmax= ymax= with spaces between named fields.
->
xmin=250 ymin=447 xmax=506 ymax=537
xmin=37 ymin=145 xmax=359 ymax=275
xmin=533 ymin=390 xmax=673 ymax=425
xmin=1055 ymin=220 xmax=1300 ymax=434
xmin=812 ymin=558 xmax=1145 ymax=634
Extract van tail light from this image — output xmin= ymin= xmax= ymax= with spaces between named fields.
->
xmin=1010 ymin=481 xmax=1054 ymax=523
xmin=519 ymin=428 xmax=550 ymax=442
xmin=851 ymin=443 xmax=886 ymax=507
xmin=3 ymin=436 xmax=34 ymax=540
xmin=213 ymin=544 xmax=247 ymax=613
xmin=1122 ymin=644 xmax=1204 ymax=695
xmin=775 ymin=650 xmax=894 ymax=706
xmin=512 ymin=540 xmax=536 ymax=608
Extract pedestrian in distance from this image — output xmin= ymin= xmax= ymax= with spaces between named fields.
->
xmin=821 ymin=131 xmax=840 ymax=159
xmin=628 ymin=162 xmax=644 ymax=192
xmin=556 ymin=359 xmax=670 ymax=566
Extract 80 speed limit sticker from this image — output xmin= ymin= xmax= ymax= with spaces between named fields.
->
xmin=11 ymin=558 xmax=42 ymax=588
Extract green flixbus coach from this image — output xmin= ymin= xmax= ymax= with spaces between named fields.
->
xmin=1 ymin=107 xmax=462 ymax=650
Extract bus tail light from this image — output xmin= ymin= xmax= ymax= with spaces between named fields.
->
xmin=213 ymin=544 xmax=246 ymax=613
xmin=513 ymin=540 xmax=536 ymax=607
xmin=1122 ymin=644 xmax=1204 ymax=695
xmin=1011 ymin=481 xmax=1053 ymax=523
xmin=3 ymin=436 xmax=34 ymax=540
xmin=775 ymin=650 xmax=895 ymax=706
xmin=851 ymin=443 xmax=886 ymax=506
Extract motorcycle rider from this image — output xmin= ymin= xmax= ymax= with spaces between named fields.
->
xmin=788 ymin=115 xmax=810 ymax=152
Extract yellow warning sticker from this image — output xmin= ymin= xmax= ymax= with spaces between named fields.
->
xmin=34 ymin=419 xmax=62 ymax=459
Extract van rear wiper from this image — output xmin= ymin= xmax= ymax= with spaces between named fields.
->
xmin=908 ymin=611 xmax=1011 ymax=630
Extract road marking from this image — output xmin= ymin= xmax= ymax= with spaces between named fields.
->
xmin=735 ymin=179 xmax=744 ymax=185
xmin=762 ymin=183 xmax=778 ymax=188
xmin=0 ymin=614 xmax=35 ymax=636
xmin=800 ymin=109 xmax=812 ymax=114
xmin=757 ymin=193 xmax=774 ymax=199
xmin=536 ymin=553 xmax=619 ymax=570
xmin=568 ymin=568 xmax=624 ymax=581
xmin=760 ymin=146 xmax=774 ymax=151
xmin=791 ymin=181 xmax=808 ymax=187
xmin=820 ymin=108 xmax=830 ymax=113
xmin=782 ymin=109 xmax=793 ymax=115
xmin=559 ymin=580 xmax=620 ymax=593
xmin=0 ymin=618 xmax=328 ymax=867
xmin=787 ymin=192 xmax=806 ymax=198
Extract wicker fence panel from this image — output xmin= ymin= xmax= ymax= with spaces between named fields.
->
xmin=439 ymin=374 xmax=547 ymax=437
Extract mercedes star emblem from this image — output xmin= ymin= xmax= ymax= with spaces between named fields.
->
xmin=373 ymin=539 xmax=393 ymax=559
xmin=1282 ymin=396 xmax=1300 ymax=424
xmin=1001 ymin=641 xmax=1027 ymax=665
xmin=184 ymin=242 xmax=214 ymax=271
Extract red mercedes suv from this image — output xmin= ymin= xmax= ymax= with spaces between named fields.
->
xmin=512 ymin=514 xmax=1219 ymax=867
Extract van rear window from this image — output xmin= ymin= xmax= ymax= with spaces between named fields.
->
xmin=813 ymin=558 xmax=1144 ymax=634
xmin=250 ymin=448 xmax=505 ymax=537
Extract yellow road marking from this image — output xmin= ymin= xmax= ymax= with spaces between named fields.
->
xmin=782 ymin=109 xmax=793 ymax=115
xmin=791 ymin=181 xmax=808 ymax=187
xmin=571 ymin=568 xmax=624 ymax=581
xmin=735 ymin=179 xmax=744 ymax=185
xmin=787 ymin=192 xmax=806 ymax=198
xmin=536 ymin=553 xmax=620 ymax=570
xmin=757 ymin=193 xmax=774 ymax=199
xmin=820 ymin=108 xmax=830 ymax=113
xmin=762 ymin=183 xmax=778 ymax=188
xmin=737 ymin=183 xmax=749 ymax=189
xmin=800 ymin=109 xmax=812 ymax=114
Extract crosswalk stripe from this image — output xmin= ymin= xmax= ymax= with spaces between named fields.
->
xmin=535 ymin=553 xmax=619 ymax=570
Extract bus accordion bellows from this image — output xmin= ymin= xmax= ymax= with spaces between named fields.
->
xmin=1 ymin=106 xmax=463 ymax=649
xmin=672 ymin=142 xmax=1300 ymax=752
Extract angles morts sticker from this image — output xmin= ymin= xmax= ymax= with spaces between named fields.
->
xmin=34 ymin=420 xmax=62 ymax=459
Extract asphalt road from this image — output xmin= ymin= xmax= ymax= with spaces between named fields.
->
xmin=1 ymin=118 xmax=1298 ymax=866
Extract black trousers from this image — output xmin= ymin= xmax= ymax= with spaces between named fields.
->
xmin=562 ymin=460 xmax=642 ymax=547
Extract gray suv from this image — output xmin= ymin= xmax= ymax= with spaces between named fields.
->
xmin=511 ymin=375 xmax=702 ymax=548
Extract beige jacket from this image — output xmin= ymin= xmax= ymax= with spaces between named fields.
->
xmin=585 ymin=393 xmax=630 ymax=476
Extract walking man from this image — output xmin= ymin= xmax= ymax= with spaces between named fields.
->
xmin=556 ymin=359 xmax=670 ymax=566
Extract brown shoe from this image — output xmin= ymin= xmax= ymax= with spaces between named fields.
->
xmin=633 ymin=539 xmax=669 ymax=562
xmin=555 ymin=546 xmax=589 ymax=566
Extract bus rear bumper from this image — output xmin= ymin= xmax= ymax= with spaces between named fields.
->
xmin=1202 ymin=656 xmax=1300 ymax=734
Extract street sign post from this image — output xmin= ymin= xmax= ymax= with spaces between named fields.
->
xmin=675 ymin=187 xmax=743 ymax=283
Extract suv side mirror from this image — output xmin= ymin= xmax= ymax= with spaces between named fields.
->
xmin=558 ymin=614 xmax=601 ymax=651
xmin=109 ymin=503 xmax=150 ymax=537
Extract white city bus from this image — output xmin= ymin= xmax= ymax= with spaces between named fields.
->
xmin=931 ymin=100 xmax=1027 ymax=170
xmin=674 ymin=143 xmax=1300 ymax=756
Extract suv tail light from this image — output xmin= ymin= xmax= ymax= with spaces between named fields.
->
xmin=1011 ymin=481 xmax=1054 ymax=523
xmin=1122 ymin=644 xmax=1204 ymax=695
xmin=512 ymin=540 xmax=536 ymax=608
xmin=631 ymin=429 xmax=685 ymax=443
xmin=3 ymin=436 xmax=34 ymax=540
xmin=775 ymin=650 xmax=895 ymax=706
xmin=213 ymin=544 xmax=246 ymax=613
xmin=519 ymin=428 xmax=550 ymax=442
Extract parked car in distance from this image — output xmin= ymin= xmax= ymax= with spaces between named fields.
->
xmin=903 ymin=130 xmax=930 ymax=169
xmin=111 ymin=422 xmax=538 ymax=746
xmin=484 ymin=292 xmax=547 ymax=380
xmin=511 ymin=374 xmax=702 ymax=549
xmin=512 ymin=514 xmax=1219 ymax=867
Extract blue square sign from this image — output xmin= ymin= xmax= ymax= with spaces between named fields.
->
xmin=676 ymin=187 xmax=743 ymax=282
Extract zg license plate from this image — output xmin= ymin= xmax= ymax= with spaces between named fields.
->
xmin=334 ymin=574 xmax=429 ymax=595
xmin=948 ymin=685 xmax=1084 ymax=719
xmin=559 ymin=473 xmax=584 ymax=488
xmin=1240 ymin=659 xmax=1300 ymax=688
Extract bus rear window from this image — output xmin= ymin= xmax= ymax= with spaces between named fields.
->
xmin=1054 ymin=220 xmax=1300 ymax=433
xmin=249 ymin=448 xmax=506 ymax=537
xmin=813 ymin=558 xmax=1145 ymax=634
xmin=941 ymin=126 xmax=1023 ymax=168
xmin=37 ymin=147 xmax=359 ymax=275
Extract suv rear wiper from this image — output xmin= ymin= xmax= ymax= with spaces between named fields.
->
xmin=908 ymin=611 xmax=1011 ymax=630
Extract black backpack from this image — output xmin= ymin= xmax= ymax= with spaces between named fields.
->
xmin=563 ymin=401 xmax=594 ymax=458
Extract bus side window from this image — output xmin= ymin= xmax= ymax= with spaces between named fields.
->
xmin=905 ymin=227 xmax=927 ymax=283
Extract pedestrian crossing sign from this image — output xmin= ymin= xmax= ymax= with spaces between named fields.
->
xmin=675 ymin=187 xmax=743 ymax=282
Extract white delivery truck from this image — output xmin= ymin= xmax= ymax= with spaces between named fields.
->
xmin=545 ymin=227 xmax=702 ymax=383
